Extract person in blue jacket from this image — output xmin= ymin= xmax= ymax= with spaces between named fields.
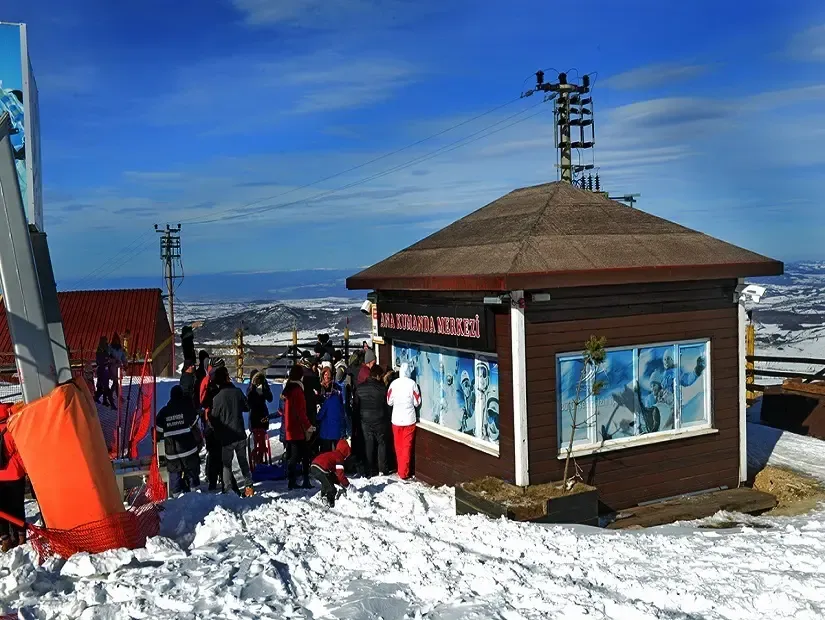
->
xmin=317 ymin=366 xmax=348 ymax=453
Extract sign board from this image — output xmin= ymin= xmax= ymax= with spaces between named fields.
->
xmin=371 ymin=303 xmax=384 ymax=345
xmin=377 ymin=301 xmax=496 ymax=353
xmin=0 ymin=23 xmax=43 ymax=230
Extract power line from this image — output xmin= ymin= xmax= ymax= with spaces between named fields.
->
xmin=189 ymin=100 xmax=546 ymax=226
xmin=68 ymin=95 xmax=525 ymax=288
xmin=70 ymin=96 xmax=549 ymax=286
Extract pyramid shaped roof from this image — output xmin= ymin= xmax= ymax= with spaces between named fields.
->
xmin=347 ymin=182 xmax=783 ymax=291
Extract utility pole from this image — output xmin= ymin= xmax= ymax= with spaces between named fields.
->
xmin=154 ymin=223 xmax=182 ymax=373
xmin=522 ymin=71 xmax=594 ymax=184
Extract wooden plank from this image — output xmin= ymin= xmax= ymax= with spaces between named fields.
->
xmin=598 ymin=466 xmax=741 ymax=513
xmin=750 ymin=369 xmax=825 ymax=381
xmin=534 ymin=279 xmax=736 ymax=301
xmin=526 ymin=298 xmax=735 ymax=324
xmin=527 ymin=287 xmax=732 ymax=313
xmin=525 ymin=307 xmax=736 ymax=336
xmin=747 ymin=355 xmax=825 ymax=365
xmin=605 ymin=488 xmax=776 ymax=529
xmin=781 ymin=381 xmax=825 ymax=398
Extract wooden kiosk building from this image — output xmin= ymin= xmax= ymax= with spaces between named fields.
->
xmin=347 ymin=182 xmax=783 ymax=511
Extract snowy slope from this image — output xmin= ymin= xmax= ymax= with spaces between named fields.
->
xmin=5 ymin=401 xmax=825 ymax=619
xmin=4 ymin=475 xmax=825 ymax=619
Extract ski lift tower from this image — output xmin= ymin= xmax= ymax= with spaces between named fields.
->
xmin=0 ymin=112 xmax=70 ymax=402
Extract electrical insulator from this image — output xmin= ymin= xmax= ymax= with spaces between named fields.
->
xmin=536 ymin=70 xmax=544 ymax=86
xmin=558 ymin=72 xmax=567 ymax=85
xmin=595 ymin=173 xmax=601 ymax=191
xmin=587 ymin=175 xmax=593 ymax=191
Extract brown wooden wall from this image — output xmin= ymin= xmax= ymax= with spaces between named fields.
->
xmin=525 ymin=280 xmax=740 ymax=512
xmin=375 ymin=305 xmax=515 ymax=486
xmin=414 ymin=311 xmax=514 ymax=485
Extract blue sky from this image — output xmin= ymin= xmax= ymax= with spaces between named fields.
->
xmin=4 ymin=0 xmax=825 ymax=289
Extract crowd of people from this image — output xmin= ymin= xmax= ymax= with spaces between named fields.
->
xmin=155 ymin=333 xmax=423 ymax=507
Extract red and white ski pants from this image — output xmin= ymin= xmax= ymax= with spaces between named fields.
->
xmin=392 ymin=423 xmax=416 ymax=480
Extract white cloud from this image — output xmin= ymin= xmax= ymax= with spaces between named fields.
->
xmin=36 ymin=65 xmax=99 ymax=96
xmin=149 ymin=51 xmax=417 ymax=130
xmin=788 ymin=24 xmax=825 ymax=62
xmin=123 ymin=171 xmax=186 ymax=183
xmin=603 ymin=63 xmax=710 ymax=90
xmin=47 ymin=76 xmax=825 ymax=276
xmin=230 ymin=0 xmax=428 ymax=29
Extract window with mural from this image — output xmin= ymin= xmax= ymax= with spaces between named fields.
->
xmin=392 ymin=342 xmax=500 ymax=447
xmin=556 ymin=339 xmax=710 ymax=452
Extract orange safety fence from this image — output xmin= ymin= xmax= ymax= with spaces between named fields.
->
xmin=9 ymin=380 xmax=125 ymax=530
xmin=3 ymin=379 xmax=166 ymax=563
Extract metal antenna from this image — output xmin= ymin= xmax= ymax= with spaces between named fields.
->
xmin=522 ymin=71 xmax=594 ymax=184
xmin=154 ymin=223 xmax=182 ymax=372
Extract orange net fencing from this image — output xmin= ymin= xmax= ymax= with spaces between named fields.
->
xmin=7 ymin=378 xmax=167 ymax=563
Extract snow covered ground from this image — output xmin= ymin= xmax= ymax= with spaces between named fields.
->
xmin=3 ymin=386 xmax=825 ymax=618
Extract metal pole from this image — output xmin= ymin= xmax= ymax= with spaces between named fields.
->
xmin=165 ymin=249 xmax=175 ymax=375
xmin=557 ymin=89 xmax=572 ymax=183
xmin=29 ymin=230 xmax=72 ymax=383
xmin=0 ymin=113 xmax=56 ymax=401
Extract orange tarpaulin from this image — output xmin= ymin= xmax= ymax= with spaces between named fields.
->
xmin=8 ymin=379 xmax=125 ymax=530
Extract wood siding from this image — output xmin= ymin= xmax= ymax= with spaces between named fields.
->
xmin=415 ymin=311 xmax=514 ymax=485
xmin=525 ymin=280 xmax=740 ymax=511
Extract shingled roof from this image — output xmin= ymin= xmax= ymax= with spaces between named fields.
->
xmin=347 ymin=181 xmax=783 ymax=291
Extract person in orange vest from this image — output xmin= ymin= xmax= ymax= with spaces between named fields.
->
xmin=0 ymin=403 xmax=25 ymax=552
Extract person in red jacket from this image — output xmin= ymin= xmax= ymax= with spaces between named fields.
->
xmin=0 ymin=403 xmax=25 ymax=552
xmin=309 ymin=438 xmax=351 ymax=507
xmin=281 ymin=365 xmax=316 ymax=490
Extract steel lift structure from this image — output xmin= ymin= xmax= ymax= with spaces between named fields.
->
xmin=0 ymin=112 xmax=70 ymax=402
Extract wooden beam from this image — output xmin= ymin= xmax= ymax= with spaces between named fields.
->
xmin=607 ymin=488 xmax=776 ymax=529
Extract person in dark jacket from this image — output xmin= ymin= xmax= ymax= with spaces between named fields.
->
xmin=317 ymin=366 xmax=347 ymax=452
xmin=357 ymin=349 xmax=377 ymax=385
xmin=281 ymin=365 xmax=316 ymax=489
xmin=94 ymin=336 xmax=114 ymax=408
xmin=208 ymin=367 xmax=253 ymax=497
xmin=300 ymin=354 xmax=322 ymax=456
xmin=156 ymin=385 xmax=202 ymax=494
xmin=343 ymin=350 xmax=367 ymax=475
xmin=313 ymin=334 xmax=336 ymax=362
xmin=179 ymin=360 xmax=197 ymax=404
xmin=248 ymin=369 xmax=273 ymax=431
xmin=309 ymin=438 xmax=351 ymax=507
xmin=200 ymin=357 xmax=225 ymax=490
xmin=355 ymin=364 xmax=391 ymax=476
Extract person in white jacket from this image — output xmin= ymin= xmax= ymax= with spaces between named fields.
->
xmin=387 ymin=362 xmax=422 ymax=480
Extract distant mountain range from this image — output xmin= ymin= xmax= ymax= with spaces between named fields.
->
xmin=177 ymin=298 xmax=372 ymax=346
xmin=59 ymin=268 xmax=363 ymax=302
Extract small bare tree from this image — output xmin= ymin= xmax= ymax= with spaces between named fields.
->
xmin=561 ymin=335 xmax=607 ymax=493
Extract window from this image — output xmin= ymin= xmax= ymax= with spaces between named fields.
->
xmin=392 ymin=341 xmax=499 ymax=450
xmin=557 ymin=339 xmax=711 ymax=454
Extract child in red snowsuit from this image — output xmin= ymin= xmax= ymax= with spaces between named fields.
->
xmin=309 ymin=438 xmax=351 ymax=507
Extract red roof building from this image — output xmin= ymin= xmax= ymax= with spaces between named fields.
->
xmin=0 ymin=288 xmax=173 ymax=377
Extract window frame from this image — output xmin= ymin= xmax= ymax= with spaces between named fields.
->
xmin=555 ymin=337 xmax=714 ymax=458
xmin=391 ymin=340 xmax=501 ymax=456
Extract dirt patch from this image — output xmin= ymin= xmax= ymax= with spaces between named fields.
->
xmin=753 ymin=465 xmax=825 ymax=517
xmin=461 ymin=477 xmax=594 ymax=521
